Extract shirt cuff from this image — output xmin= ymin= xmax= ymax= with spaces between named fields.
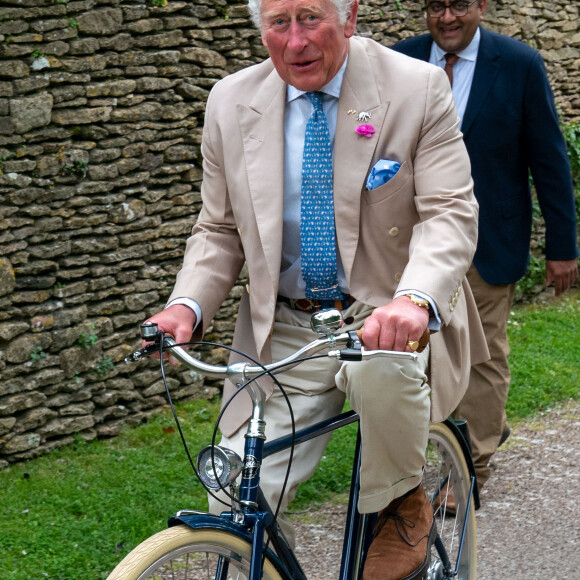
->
xmin=165 ymin=297 xmax=202 ymax=330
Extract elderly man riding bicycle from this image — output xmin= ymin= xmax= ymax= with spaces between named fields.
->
xmin=144 ymin=0 xmax=487 ymax=577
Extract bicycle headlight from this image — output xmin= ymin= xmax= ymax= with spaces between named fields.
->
xmin=197 ymin=445 xmax=243 ymax=490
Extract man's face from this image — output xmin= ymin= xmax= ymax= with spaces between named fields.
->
xmin=260 ymin=0 xmax=358 ymax=92
xmin=426 ymin=0 xmax=486 ymax=53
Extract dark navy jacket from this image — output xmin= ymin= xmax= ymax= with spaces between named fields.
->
xmin=393 ymin=28 xmax=578 ymax=284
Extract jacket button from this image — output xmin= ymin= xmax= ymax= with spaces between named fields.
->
xmin=394 ymin=272 xmax=402 ymax=282
xmin=389 ymin=227 xmax=399 ymax=237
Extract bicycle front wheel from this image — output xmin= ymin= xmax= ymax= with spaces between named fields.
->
xmin=107 ymin=525 xmax=286 ymax=580
xmin=424 ymin=422 xmax=476 ymax=580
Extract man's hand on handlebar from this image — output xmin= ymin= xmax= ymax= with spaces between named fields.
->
xmin=143 ymin=304 xmax=197 ymax=365
xmin=139 ymin=300 xmax=429 ymax=367
xmin=360 ymin=296 xmax=429 ymax=353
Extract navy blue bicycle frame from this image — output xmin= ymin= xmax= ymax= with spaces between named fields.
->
xmin=261 ymin=409 xmax=378 ymax=579
xmin=170 ymin=410 xmax=476 ymax=580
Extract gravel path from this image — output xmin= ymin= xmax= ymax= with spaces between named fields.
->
xmin=289 ymin=400 xmax=580 ymax=579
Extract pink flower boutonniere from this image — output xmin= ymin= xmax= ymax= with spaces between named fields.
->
xmin=355 ymin=124 xmax=376 ymax=138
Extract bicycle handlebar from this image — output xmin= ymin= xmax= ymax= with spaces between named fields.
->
xmin=125 ymin=309 xmax=419 ymax=384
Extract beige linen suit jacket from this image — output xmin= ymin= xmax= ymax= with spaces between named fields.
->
xmin=169 ymin=36 xmax=488 ymax=435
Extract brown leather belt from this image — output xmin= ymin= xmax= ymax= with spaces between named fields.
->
xmin=277 ymin=295 xmax=356 ymax=313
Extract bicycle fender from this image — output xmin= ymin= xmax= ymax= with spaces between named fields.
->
xmin=169 ymin=512 xmax=253 ymax=540
xmin=443 ymin=418 xmax=481 ymax=510
xmin=168 ymin=513 xmax=288 ymax=575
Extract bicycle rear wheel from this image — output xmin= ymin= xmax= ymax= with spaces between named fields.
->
xmin=107 ymin=525 xmax=286 ymax=580
xmin=424 ymin=422 xmax=476 ymax=580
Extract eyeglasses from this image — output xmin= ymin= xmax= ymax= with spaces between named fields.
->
xmin=425 ymin=0 xmax=479 ymax=17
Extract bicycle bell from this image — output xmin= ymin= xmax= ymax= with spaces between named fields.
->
xmin=140 ymin=321 xmax=159 ymax=340
xmin=310 ymin=309 xmax=344 ymax=336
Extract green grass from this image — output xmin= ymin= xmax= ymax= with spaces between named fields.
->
xmin=0 ymin=400 xmax=218 ymax=580
xmin=0 ymin=293 xmax=579 ymax=579
xmin=506 ymin=291 xmax=580 ymax=418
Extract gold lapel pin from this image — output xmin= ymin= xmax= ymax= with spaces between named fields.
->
xmin=347 ymin=109 xmax=357 ymax=115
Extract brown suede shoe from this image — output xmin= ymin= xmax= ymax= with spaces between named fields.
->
xmin=363 ymin=484 xmax=436 ymax=580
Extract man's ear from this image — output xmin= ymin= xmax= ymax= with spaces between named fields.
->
xmin=479 ymin=0 xmax=487 ymax=20
xmin=344 ymin=1 xmax=359 ymax=38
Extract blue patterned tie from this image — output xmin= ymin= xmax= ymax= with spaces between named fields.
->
xmin=300 ymin=91 xmax=343 ymax=301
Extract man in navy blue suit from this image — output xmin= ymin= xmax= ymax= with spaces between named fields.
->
xmin=392 ymin=0 xmax=578 ymax=491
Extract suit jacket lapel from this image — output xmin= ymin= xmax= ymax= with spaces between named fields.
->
xmin=404 ymin=30 xmax=501 ymax=139
xmin=461 ymin=28 xmax=501 ymax=137
xmin=237 ymin=68 xmax=286 ymax=293
xmin=411 ymin=34 xmax=433 ymax=61
xmin=334 ymin=37 xmax=390 ymax=284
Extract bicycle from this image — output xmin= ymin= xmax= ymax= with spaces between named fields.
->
xmin=107 ymin=308 xmax=478 ymax=580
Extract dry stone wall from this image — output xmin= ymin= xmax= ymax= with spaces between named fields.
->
xmin=1 ymin=0 xmax=578 ymax=466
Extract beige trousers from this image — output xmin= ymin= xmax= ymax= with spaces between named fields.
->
xmin=209 ymin=300 xmax=431 ymax=547
xmin=454 ymin=266 xmax=516 ymax=488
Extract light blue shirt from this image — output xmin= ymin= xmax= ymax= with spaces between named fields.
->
xmin=429 ymin=27 xmax=480 ymax=129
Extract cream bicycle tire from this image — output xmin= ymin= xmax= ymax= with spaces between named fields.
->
xmin=425 ymin=422 xmax=477 ymax=580
xmin=107 ymin=525 xmax=286 ymax=580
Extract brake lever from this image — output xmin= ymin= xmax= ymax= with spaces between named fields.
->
xmin=337 ymin=330 xmax=363 ymax=361
xmin=124 ymin=342 xmax=163 ymax=363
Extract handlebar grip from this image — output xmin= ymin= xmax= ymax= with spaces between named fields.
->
xmin=355 ymin=328 xmax=430 ymax=353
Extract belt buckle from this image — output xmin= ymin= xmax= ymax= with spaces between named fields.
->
xmin=293 ymin=298 xmax=318 ymax=312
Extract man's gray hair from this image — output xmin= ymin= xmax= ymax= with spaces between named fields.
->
xmin=248 ymin=0 xmax=356 ymax=30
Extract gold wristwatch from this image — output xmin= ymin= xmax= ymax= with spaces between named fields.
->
xmin=402 ymin=294 xmax=431 ymax=312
